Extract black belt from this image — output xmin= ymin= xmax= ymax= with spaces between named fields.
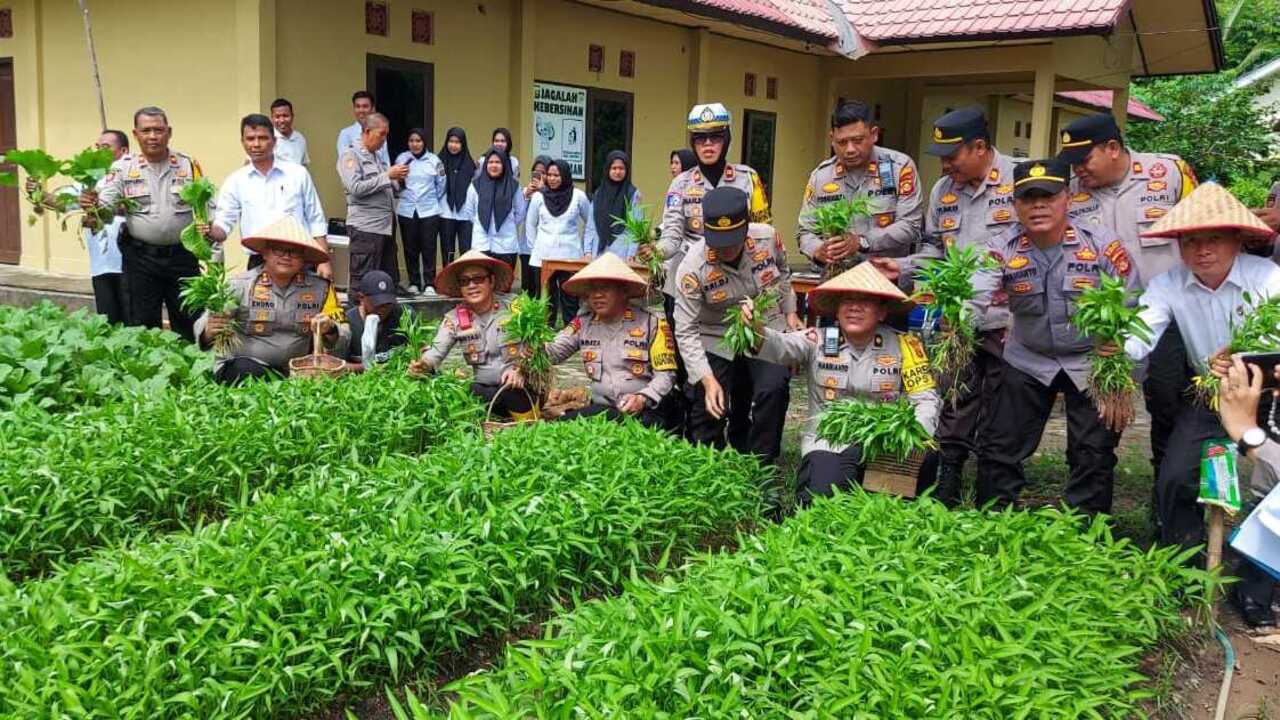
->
xmin=122 ymin=234 xmax=185 ymax=257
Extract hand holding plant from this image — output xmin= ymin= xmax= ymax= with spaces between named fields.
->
xmin=911 ymin=244 xmax=998 ymax=403
xmin=805 ymin=195 xmax=872 ymax=278
xmin=1070 ymin=274 xmax=1150 ymax=432
xmin=722 ymin=290 xmax=777 ymax=356
xmin=612 ymin=199 xmax=662 ymax=291
xmin=503 ymin=294 xmax=557 ymax=400
xmin=1193 ymin=292 xmax=1280 ymax=407
xmin=816 ymin=397 xmax=936 ymax=462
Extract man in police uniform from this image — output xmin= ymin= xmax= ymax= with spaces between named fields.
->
xmin=338 ymin=112 xmax=408 ymax=291
xmin=975 ymin=158 xmax=1141 ymax=514
xmin=80 ymin=107 xmax=204 ymax=341
xmin=674 ymin=186 xmax=800 ymax=464
xmin=796 ymin=101 xmax=923 ymax=271
xmin=915 ymin=106 xmax=1020 ymax=505
xmin=545 ymin=253 xmax=677 ymax=428
xmin=1058 ymin=112 xmax=1196 ymax=479
xmin=194 ymin=216 xmax=347 ymax=385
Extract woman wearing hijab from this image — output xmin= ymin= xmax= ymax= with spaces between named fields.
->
xmin=527 ymin=158 xmax=593 ymax=324
xmin=587 ymin=151 xmax=643 ymax=260
xmin=670 ymin=148 xmax=696 ymax=178
xmin=394 ymin=128 xmax=445 ymax=295
xmin=480 ymin=127 xmax=521 ymax=179
xmin=516 ymin=155 xmax=553 ymax=297
xmin=438 ymin=127 xmax=477 ymax=263
xmin=461 ymin=146 xmax=528 ymax=268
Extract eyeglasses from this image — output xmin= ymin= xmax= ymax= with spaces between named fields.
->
xmin=265 ymin=245 xmax=305 ymax=258
xmin=458 ymin=274 xmax=491 ymax=287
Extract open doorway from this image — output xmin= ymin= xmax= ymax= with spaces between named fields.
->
xmin=586 ymin=88 xmax=633 ymax=192
xmin=367 ymin=54 xmax=434 ymax=159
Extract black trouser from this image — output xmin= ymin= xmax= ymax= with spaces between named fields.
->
xmin=546 ymin=270 xmax=579 ymax=325
xmin=246 ymin=253 xmax=265 ymax=271
xmin=119 ymin=236 xmax=199 ymax=342
xmin=213 ymin=357 xmax=285 ymax=386
xmin=796 ymin=446 xmax=940 ymax=508
xmin=978 ymin=365 xmax=1120 ymax=514
xmin=686 ymin=353 xmax=790 ymax=464
xmin=91 ymin=272 xmax=127 ymax=325
xmin=1144 ymin=321 xmax=1191 ymax=476
xmin=1155 ymin=403 xmax=1234 ymax=549
xmin=472 ymin=381 xmax=534 ymax=419
xmin=348 ymin=229 xmax=388 ymax=293
xmin=380 ymin=221 xmax=401 ymax=286
xmin=440 ymin=218 xmax=472 ymax=261
xmin=398 ymin=213 xmax=441 ymax=289
xmin=662 ymin=293 xmax=690 ymax=437
xmin=519 ymin=254 xmax=538 ymax=298
xmin=486 ymin=252 xmax=518 ymax=271
xmin=558 ymin=401 xmax=667 ymax=429
xmin=936 ymin=331 xmax=1005 ymax=466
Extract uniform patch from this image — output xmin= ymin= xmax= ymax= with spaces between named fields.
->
xmin=680 ymin=273 xmax=700 ymax=297
xmin=1147 ymin=180 xmax=1167 ymax=192
xmin=1132 ymin=162 xmax=1143 ymax=175
xmin=941 ymin=217 xmax=957 ymax=230
xmin=824 ymin=376 xmax=838 ymax=387
xmin=996 ymin=184 xmax=1013 ymax=196
xmin=651 ymin=318 xmax=678 ymax=370
xmin=943 ymin=234 xmax=956 ymax=248
xmin=988 ymin=168 xmax=1000 ymax=182
xmin=898 ymin=165 xmax=916 ymax=197
xmin=879 ymin=381 xmax=897 ymax=392
xmin=988 ymin=250 xmax=1004 ymax=264
xmin=1149 ymin=162 xmax=1167 ymax=179
xmin=569 ymin=317 xmax=582 ymax=334
xmin=627 ymin=327 xmax=645 ymax=338
xmin=707 ymin=269 xmax=724 ymax=283
xmin=300 ymin=292 xmax=315 ymax=303
xmin=1075 ymin=247 xmax=1097 ymax=261
xmin=1102 ymin=239 xmax=1132 ymax=277
xmin=899 ymin=334 xmax=935 ymax=393
xmin=630 ymin=363 xmax=646 ymax=376
xmin=254 ymin=310 xmax=269 ymax=321
xmin=1011 ymin=282 xmax=1033 ymax=294
xmin=941 ymin=192 xmax=958 ymax=204
xmin=623 ymin=309 xmax=635 ymax=321
xmin=752 ymin=249 xmax=769 ymax=262
xmin=1144 ymin=206 xmax=1167 ymax=220
xmin=823 ymin=388 xmax=838 ymax=401
xmin=821 ymin=182 xmax=840 ymax=193
xmin=711 ymin=290 xmax=728 ymax=303
xmin=666 ymin=193 xmax=681 ymax=208
xmin=1006 ymin=255 xmax=1029 ymax=270
xmin=724 ymin=165 xmax=736 ymax=181
xmin=1017 ymin=236 xmax=1031 ymax=250
xmin=873 ymin=335 xmax=884 ymax=348
xmin=127 ymin=168 xmax=140 ymax=179
xmin=876 ymin=355 xmax=896 ymax=367
xmin=760 ymin=268 xmax=778 ymax=285
xmin=687 ymin=187 xmax=706 ymax=198
xmin=345 ymin=157 xmax=357 ymax=169
xmin=706 ymin=248 xmax=719 ymax=263
xmin=1072 ymin=277 xmax=1096 ymax=290
xmin=691 ymin=218 xmax=703 ymax=231
xmin=876 ymin=213 xmax=893 ymax=228
xmin=804 ymin=183 xmax=815 ymax=204
xmin=1071 ymin=192 xmax=1091 ymax=203
xmin=253 ymin=323 xmax=266 ymax=334
xmin=991 ymin=209 xmax=1012 ymax=223
xmin=583 ymin=350 xmax=598 ymax=362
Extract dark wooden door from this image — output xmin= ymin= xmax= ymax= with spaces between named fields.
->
xmin=0 ymin=59 xmax=18 ymax=264
xmin=585 ymin=88 xmax=633 ymax=193
xmin=366 ymin=54 xmax=434 ymax=160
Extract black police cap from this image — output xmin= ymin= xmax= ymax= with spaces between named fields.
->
xmin=1012 ymin=158 xmax=1070 ymax=199
xmin=702 ymin=187 xmax=750 ymax=248
xmin=925 ymin=106 xmax=989 ymax=157
xmin=1057 ymin=113 xmax=1122 ymax=164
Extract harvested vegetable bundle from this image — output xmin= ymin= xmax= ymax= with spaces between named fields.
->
xmin=57 ymin=146 xmax=130 ymax=230
xmin=503 ymin=293 xmax=557 ymax=399
xmin=388 ymin=308 xmax=437 ymax=370
xmin=612 ymin=199 xmax=662 ymax=291
xmin=722 ymin=289 xmax=777 ymax=356
xmin=175 ymin=178 xmax=239 ymax=354
xmin=804 ymin=195 xmax=872 ymax=278
xmin=0 ymin=149 xmax=69 ymax=223
xmin=1071 ymin=274 xmax=1151 ymax=427
xmin=912 ymin=244 xmax=996 ymax=398
xmin=816 ymin=397 xmax=936 ymax=462
xmin=1193 ymin=292 xmax=1280 ymax=406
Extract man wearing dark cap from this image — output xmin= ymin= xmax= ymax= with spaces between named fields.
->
xmin=797 ymin=102 xmax=923 ymax=272
xmin=674 ymin=186 xmax=800 ymax=463
xmin=974 ymin=159 xmax=1140 ymax=514
xmin=341 ymin=270 xmax=407 ymax=370
xmin=1058 ymin=113 xmax=1198 ymax=483
xmin=910 ymin=106 xmax=1021 ymax=505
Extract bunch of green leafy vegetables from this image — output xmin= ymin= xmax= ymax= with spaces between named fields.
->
xmin=722 ymin=289 xmax=777 ymax=357
xmin=612 ymin=199 xmax=662 ymax=291
xmin=0 ymin=149 xmax=70 ymax=223
xmin=912 ymin=243 xmax=999 ymax=402
xmin=503 ymin=293 xmax=557 ymax=400
xmin=174 ymin=178 xmax=239 ymax=354
xmin=1070 ymin=274 xmax=1151 ymax=418
xmin=805 ymin=195 xmax=872 ymax=277
xmin=1193 ymin=291 xmax=1280 ymax=407
xmin=816 ymin=396 xmax=936 ymax=462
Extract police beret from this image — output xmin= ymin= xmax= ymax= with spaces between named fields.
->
xmin=925 ymin=106 xmax=989 ymax=157
xmin=1013 ymin=158 xmax=1070 ymax=199
xmin=1057 ymin=113 xmax=1122 ymax=165
xmin=701 ymin=187 xmax=749 ymax=248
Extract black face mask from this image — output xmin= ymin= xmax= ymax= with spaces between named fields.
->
xmin=692 ymin=130 xmax=731 ymax=186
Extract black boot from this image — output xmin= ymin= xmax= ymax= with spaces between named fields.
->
xmin=934 ymin=461 xmax=963 ymax=509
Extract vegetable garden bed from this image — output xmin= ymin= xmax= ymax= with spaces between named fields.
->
xmin=0 ymin=418 xmax=769 ymax=719
xmin=435 ymin=491 xmax=1211 ymax=719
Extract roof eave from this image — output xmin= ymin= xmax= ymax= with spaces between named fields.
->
xmin=865 ymin=26 xmax=1117 ymax=47
xmin=630 ymin=0 xmax=835 ymax=46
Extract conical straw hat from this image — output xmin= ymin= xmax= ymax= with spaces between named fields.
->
xmin=1140 ymin=181 xmax=1274 ymax=241
xmin=436 ymin=249 xmax=515 ymax=297
xmin=808 ymin=260 xmax=912 ymax=316
xmin=561 ymin=252 xmax=647 ymax=298
xmin=241 ymin=214 xmax=330 ymax=264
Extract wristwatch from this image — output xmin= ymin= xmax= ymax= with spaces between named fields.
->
xmin=1238 ymin=427 xmax=1268 ymax=455
xmin=858 ymin=236 xmax=871 ymax=253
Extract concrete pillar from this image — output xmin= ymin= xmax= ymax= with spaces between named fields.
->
xmin=1028 ymin=62 xmax=1056 ymax=158
xmin=509 ymin=0 xmax=536 ymax=155
xmin=235 ymin=0 xmax=275 ymax=118
xmin=687 ymin=27 xmax=712 ymax=109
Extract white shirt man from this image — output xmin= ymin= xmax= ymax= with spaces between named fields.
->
xmin=270 ymin=99 xmax=310 ymax=166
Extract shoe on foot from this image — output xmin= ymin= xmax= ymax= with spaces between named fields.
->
xmin=423 ymin=286 xmax=437 ymax=296
xmin=1233 ymin=587 xmax=1277 ymax=628
xmin=407 ymin=284 xmax=420 ymax=295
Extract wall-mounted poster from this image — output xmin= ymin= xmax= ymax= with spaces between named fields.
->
xmin=533 ymin=81 xmax=587 ymax=180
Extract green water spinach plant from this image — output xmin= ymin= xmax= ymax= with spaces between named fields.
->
xmin=816 ymin=397 xmax=936 ymax=462
xmin=722 ymin=289 xmax=777 ymax=357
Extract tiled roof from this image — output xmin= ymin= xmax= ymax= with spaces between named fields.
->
xmin=682 ymin=0 xmax=837 ymax=39
xmin=1056 ymin=90 xmax=1165 ymax=122
xmin=836 ymin=0 xmax=1130 ymax=42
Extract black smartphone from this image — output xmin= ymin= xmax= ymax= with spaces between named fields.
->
xmin=1239 ymin=352 xmax=1280 ymax=388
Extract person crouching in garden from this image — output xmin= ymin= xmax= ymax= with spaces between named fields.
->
xmin=544 ymin=253 xmax=677 ymax=427
xmin=341 ymin=270 xmax=407 ymax=371
xmin=742 ymin=261 xmax=940 ymax=506
xmin=408 ymin=250 xmax=536 ymax=420
xmin=195 ymin=215 xmax=346 ymax=385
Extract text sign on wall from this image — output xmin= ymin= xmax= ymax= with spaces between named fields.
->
xmin=533 ymin=82 xmax=587 ymax=180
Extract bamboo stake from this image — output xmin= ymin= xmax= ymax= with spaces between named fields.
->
xmin=76 ymin=0 xmax=107 ymax=131
xmin=1207 ymin=505 xmax=1226 ymax=603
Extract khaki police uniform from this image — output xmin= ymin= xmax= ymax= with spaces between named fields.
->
xmin=975 ymin=222 xmax=1140 ymax=514
xmin=673 ymin=223 xmax=795 ymax=461
xmin=96 ymin=151 xmax=204 ymax=340
xmin=193 ymin=265 xmax=348 ymax=383
xmin=658 ymin=164 xmax=770 ymax=297
xmin=545 ymin=305 xmax=677 ymax=427
xmin=421 ymin=293 xmax=533 ymax=418
xmin=338 ymin=144 xmax=398 ymax=290
xmin=796 ymin=147 xmax=924 ymax=263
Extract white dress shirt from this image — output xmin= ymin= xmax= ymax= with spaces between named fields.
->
xmin=58 ymin=182 xmax=123 ymax=276
xmin=337 ymin=121 xmax=389 ymax=165
xmin=213 ymin=160 xmax=328 ymax=254
xmin=1125 ymin=254 xmax=1280 ymax=370
xmin=527 ymin=189 xmax=595 ymax=267
xmin=274 ymin=129 xmax=310 ymax=166
xmin=394 ymin=151 xmax=445 ymax=219
xmin=461 ymin=184 xmax=528 ymax=255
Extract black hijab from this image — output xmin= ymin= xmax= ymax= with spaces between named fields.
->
xmin=407 ymin=128 xmax=428 ymax=160
xmin=671 ymin=149 xmax=696 ymax=174
xmin=439 ymin=127 xmax=476 ymax=212
xmin=532 ymin=155 xmax=553 ymax=177
xmin=541 ymin=159 xmax=575 ymax=218
xmin=473 ymin=147 xmax=517 ymax=233
xmin=691 ymin=129 xmax=730 ymax=186
xmin=592 ymin=151 xmax=635 ymax=253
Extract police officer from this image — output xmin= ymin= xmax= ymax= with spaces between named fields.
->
xmin=193 ymin=216 xmax=347 ymax=385
xmin=975 ymin=158 xmax=1140 ymax=514
xmin=651 ymin=102 xmax=770 ymax=432
xmin=1058 ymin=112 xmax=1196 ymax=479
xmin=797 ymin=101 xmax=923 ymax=272
xmin=674 ymin=186 xmax=800 ymax=463
xmin=339 ymin=112 xmax=408 ymax=291
xmin=914 ymin=106 xmax=1019 ymax=505
xmin=745 ymin=262 xmax=940 ymax=506
xmin=409 ymin=250 xmax=535 ymax=421
xmin=544 ymin=253 xmax=677 ymax=428
xmin=81 ymin=106 xmax=204 ymax=341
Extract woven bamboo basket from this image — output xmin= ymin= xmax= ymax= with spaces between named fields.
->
xmin=289 ymin=324 xmax=347 ymax=380
xmin=863 ymin=449 xmax=927 ymax=498
xmin=481 ymin=384 xmax=540 ymax=439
